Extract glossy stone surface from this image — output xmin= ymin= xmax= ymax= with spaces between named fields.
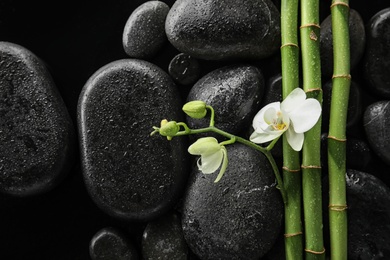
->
xmin=78 ymin=59 xmax=188 ymax=221
xmin=186 ymin=64 xmax=264 ymax=135
xmin=363 ymin=100 xmax=390 ymax=165
xmin=122 ymin=1 xmax=169 ymax=59
xmin=165 ymin=0 xmax=281 ymax=60
xmin=363 ymin=7 xmax=390 ymax=98
xmin=168 ymin=53 xmax=201 ymax=86
xmin=89 ymin=227 xmax=139 ymax=260
xmin=0 ymin=41 xmax=75 ymax=196
xmin=142 ymin=213 xmax=188 ymax=259
xmin=182 ymin=143 xmax=283 ymax=260
xmin=320 ymin=9 xmax=365 ymax=78
xmin=346 ymin=170 xmax=390 ymax=259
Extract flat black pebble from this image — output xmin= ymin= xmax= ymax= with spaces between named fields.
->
xmin=363 ymin=100 xmax=390 ymax=166
xmin=363 ymin=8 xmax=390 ymax=98
xmin=142 ymin=213 xmax=188 ymax=259
xmin=165 ymin=0 xmax=281 ymax=60
xmin=186 ymin=64 xmax=264 ymax=135
xmin=122 ymin=1 xmax=169 ymax=59
xmin=78 ymin=59 xmax=188 ymax=221
xmin=182 ymin=143 xmax=283 ymax=259
xmin=168 ymin=53 xmax=200 ymax=86
xmin=89 ymin=227 xmax=139 ymax=260
xmin=0 ymin=41 xmax=75 ymax=196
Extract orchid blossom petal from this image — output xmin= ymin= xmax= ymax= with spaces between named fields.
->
xmin=281 ymin=88 xmax=306 ymax=113
xmin=250 ymin=130 xmax=284 ymax=144
xmin=198 ymin=149 xmax=224 ymax=174
xmin=288 ymin=98 xmax=322 ymax=133
xmin=252 ymin=102 xmax=281 ymax=132
xmin=286 ymin=125 xmax=304 ymax=151
xmin=214 ymin=146 xmax=228 ymax=183
xmin=188 ymin=137 xmax=221 ymax=155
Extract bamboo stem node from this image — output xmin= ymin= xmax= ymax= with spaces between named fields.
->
xmin=327 ymin=135 xmax=347 ymax=142
xmin=305 ymin=88 xmax=322 ymax=93
xmin=332 ymin=74 xmax=351 ymax=80
xmin=301 ymin=165 xmax=321 ymax=169
xmin=284 ymin=231 xmax=303 ymax=238
xmin=330 ymin=1 xmax=350 ymax=9
xmin=329 ymin=204 xmax=348 ymax=211
xmin=280 ymin=43 xmax=299 ymax=49
xmin=282 ymin=166 xmax=301 ymax=173
xmin=305 ymin=247 xmax=326 ymax=255
xmin=300 ymin=23 xmax=321 ymax=29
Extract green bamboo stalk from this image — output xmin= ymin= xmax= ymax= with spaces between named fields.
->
xmin=328 ymin=1 xmax=350 ymax=259
xmin=300 ymin=0 xmax=325 ymax=259
xmin=280 ymin=0 xmax=303 ymax=259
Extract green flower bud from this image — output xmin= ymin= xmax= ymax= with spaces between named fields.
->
xmin=182 ymin=100 xmax=207 ymax=119
xmin=159 ymin=119 xmax=179 ymax=140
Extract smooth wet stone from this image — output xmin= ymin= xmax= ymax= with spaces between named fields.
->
xmin=346 ymin=170 xmax=390 ymax=259
xmin=322 ymin=80 xmax=363 ymax=131
xmin=363 ymin=101 xmax=390 ymax=166
xmin=186 ymin=64 xmax=264 ymax=135
xmin=320 ymin=9 xmax=365 ymax=78
xmin=89 ymin=227 xmax=139 ymax=260
xmin=122 ymin=1 xmax=169 ymax=59
xmin=142 ymin=212 xmax=188 ymax=260
xmin=168 ymin=53 xmax=201 ymax=86
xmin=0 ymin=41 xmax=75 ymax=196
xmin=182 ymin=143 xmax=283 ymax=260
xmin=364 ymin=8 xmax=390 ymax=98
xmin=78 ymin=59 xmax=188 ymax=221
xmin=165 ymin=0 xmax=281 ymax=60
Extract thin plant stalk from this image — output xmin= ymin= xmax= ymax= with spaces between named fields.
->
xmin=300 ymin=0 xmax=325 ymax=259
xmin=328 ymin=0 xmax=350 ymax=259
xmin=280 ymin=0 xmax=303 ymax=258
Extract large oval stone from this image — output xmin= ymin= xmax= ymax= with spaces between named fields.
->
xmin=186 ymin=64 xmax=264 ymax=135
xmin=122 ymin=1 xmax=169 ymax=59
xmin=165 ymin=0 xmax=281 ymax=60
xmin=182 ymin=143 xmax=283 ymax=259
xmin=0 ymin=41 xmax=75 ymax=196
xmin=363 ymin=8 xmax=390 ymax=98
xmin=363 ymin=100 xmax=390 ymax=166
xmin=78 ymin=59 xmax=188 ymax=221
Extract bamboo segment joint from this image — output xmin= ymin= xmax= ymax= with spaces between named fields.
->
xmin=300 ymin=23 xmax=321 ymax=29
xmin=330 ymin=1 xmax=350 ymax=9
xmin=305 ymin=88 xmax=322 ymax=93
xmin=282 ymin=166 xmax=301 ymax=173
xmin=332 ymin=74 xmax=351 ymax=80
xmin=327 ymin=135 xmax=347 ymax=142
xmin=284 ymin=231 xmax=303 ymax=238
xmin=305 ymin=247 xmax=326 ymax=255
xmin=301 ymin=165 xmax=321 ymax=169
xmin=280 ymin=43 xmax=299 ymax=49
xmin=329 ymin=204 xmax=348 ymax=211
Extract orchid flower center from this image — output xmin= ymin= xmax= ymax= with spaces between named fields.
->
xmin=271 ymin=111 xmax=287 ymax=131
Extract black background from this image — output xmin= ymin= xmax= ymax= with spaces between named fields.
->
xmin=1 ymin=0 xmax=390 ymax=259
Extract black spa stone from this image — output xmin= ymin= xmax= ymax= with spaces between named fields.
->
xmin=89 ymin=227 xmax=139 ymax=260
xmin=346 ymin=169 xmax=390 ymax=259
xmin=186 ymin=64 xmax=264 ymax=135
xmin=78 ymin=59 xmax=188 ymax=221
xmin=168 ymin=53 xmax=201 ymax=86
xmin=122 ymin=1 xmax=170 ymax=59
xmin=363 ymin=8 xmax=390 ymax=98
xmin=142 ymin=212 xmax=188 ymax=259
xmin=0 ymin=41 xmax=75 ymax=196
xmin=182 ymin=143 xmax=283 ymax=260
xmin=320 ymin=9 xmax=365 ymax=79
xmin=363 ymin=100 xmax=390 ymax=166
xmin=165 ymin=0 xmax=281 ymax=60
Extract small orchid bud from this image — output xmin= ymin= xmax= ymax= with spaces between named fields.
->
xmin=182 ymin=100 xmax=207 ymax=119
xmin=159 ymin=119 xmax=179 ymax=140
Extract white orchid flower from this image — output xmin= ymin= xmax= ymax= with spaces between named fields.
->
xmin=188 ymin=137 xmax=228 ymax=183
xmin=250 ymin=88 xmax=321 ymax=151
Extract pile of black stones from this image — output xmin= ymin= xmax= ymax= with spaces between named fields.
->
xmin=1 ymin=0 xmax=390 ymax=259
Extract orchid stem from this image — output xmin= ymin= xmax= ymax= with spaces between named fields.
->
xmin=328 ymin=1 xmax=350 ymax=259
xmin=300 ymin=0 xmax=325 ymax=258
xmin=175 ymin=125 xmax=287 ymax=204
xmin=206 ymin=105 xmax=215 ymax=127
